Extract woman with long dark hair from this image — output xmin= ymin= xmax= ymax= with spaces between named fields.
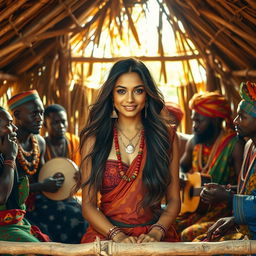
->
xmin=80 ymin=58 xmax=180 ymax=243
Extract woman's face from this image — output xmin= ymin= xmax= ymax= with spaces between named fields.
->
xmin=113 ymin=72 xmax=146 ymax=119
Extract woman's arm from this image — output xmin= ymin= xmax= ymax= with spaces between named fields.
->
xmin=138 ymin=134 xmax=181 ymax=242
xmin=81 ymin=137 xmax=137 ymax=243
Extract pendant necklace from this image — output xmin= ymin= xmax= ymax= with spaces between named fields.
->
xmin=119 ymin=133 xmax=141 ymax=154
xmin=117 ymin=127 xmax=141 ymax=154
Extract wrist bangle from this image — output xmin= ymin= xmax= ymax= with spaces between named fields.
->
xmin=107 ymin=226 xmax=124 ymax=240
xmin=3 ymin=159 xmax=16 ymax=169
xmin=149 ymin=223 xmax=167 ymax=240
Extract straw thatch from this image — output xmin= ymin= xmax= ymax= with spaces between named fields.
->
xmin=0 ymin=0 xmax=255 ymax=133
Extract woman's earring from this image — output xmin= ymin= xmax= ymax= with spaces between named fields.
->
xmin=111 ymin=106 xmax=118 ymax=118
xmin=144 ymin=102 xmax=148 ymax=118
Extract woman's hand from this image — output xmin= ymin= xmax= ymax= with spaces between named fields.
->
xmin=137 ymin=229 xmax=162 ymax=243
xmin=112 ymin=232 xmax=137 ymax=243
xmin=207 ymin=216 xmax=236 ymax=241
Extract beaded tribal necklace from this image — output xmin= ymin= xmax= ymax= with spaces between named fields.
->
xmin=17 ymin=135 xmax=40 ymax=176
xmin=113 ymin=127 xmax=144 ymax=182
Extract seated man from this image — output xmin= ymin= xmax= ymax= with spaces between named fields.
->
xmin=195 ymin=81 xmax=256 ymax=242
xmin=176 ymin=91 xmax=245 ymax=241
xmin=0 ymin=106 xmax=49 ymax=242
xmin=164 ymin=102 xmax=192 ymax=159
xmin=43 ymin=104 xmax=80 ymax=165
xmin=8 ymin=90 xmax=87 ymax=244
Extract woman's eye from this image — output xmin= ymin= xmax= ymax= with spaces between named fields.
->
xmin=134 ymin=88 xmax=144 ymax=94
xmin=116 ymin=89 xmax=126 ymax=94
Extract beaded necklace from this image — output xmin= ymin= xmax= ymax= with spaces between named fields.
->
xmin=17 ymin=135 xmax=40 ymax=176
xmin=197 ymin=131 xmax=224 ymax=173
xmin=238 ymin=142 xmax=256 ymax=194
xmin=113 ymin=127 xmax=144 ymax=182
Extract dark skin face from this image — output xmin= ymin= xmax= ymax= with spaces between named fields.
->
xmin=44 ymin=111 xmax=68 ymax=139
xmin=0 ymin=109 xmax=18 ymax=159
xmin=14 ymin=99 xmax=44 ymax=135
xmin=0 ymin=110 xmax=18 ymax=140
xmin=191 ymin=110 xmax=218 ymax=144
xmin=233 ymin=105 xmax=256 ymax=139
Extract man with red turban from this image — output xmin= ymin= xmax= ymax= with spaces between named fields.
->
xmin=176 ymin=91 xmax=245 ymax=242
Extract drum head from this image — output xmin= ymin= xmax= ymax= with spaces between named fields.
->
xmin=38 ymin=157 xmax=79 ymax=201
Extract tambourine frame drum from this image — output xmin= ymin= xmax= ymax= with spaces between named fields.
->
xmin=38 ymin=157 xmax=79 ymax=200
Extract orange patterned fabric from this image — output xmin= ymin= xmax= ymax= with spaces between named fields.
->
xmin=81 ymin=143 xmax=179 ymax=243
xmin=189 ymin=91 xmax=232 ymax=126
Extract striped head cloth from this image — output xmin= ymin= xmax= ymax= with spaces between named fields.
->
xmin=165 ymin=102 xmax=184 ymax=123
xmin=239 ymin=81 xmax=256 ymax=118
xmin=8 ymin=90 xmax=41 ymax=111
xmin=189 ymin=91 xmax=232 ymax=126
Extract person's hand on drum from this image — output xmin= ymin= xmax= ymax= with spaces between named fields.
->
xmin=42 ymin=172 xmax=64 ymax=193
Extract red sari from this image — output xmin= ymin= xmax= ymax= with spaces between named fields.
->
xmin=81 ymin=145 xmax=178 ymax=243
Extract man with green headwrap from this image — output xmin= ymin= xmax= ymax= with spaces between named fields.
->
xmin=194 ymin=81 xmax=256 ymax=243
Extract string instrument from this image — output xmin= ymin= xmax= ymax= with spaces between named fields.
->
xmin=38 ymin=157 xmax=79 ymax=201
xmin=180 ymin=172 xmax=211 ymax=214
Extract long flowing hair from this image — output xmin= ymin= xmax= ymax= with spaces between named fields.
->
xmin=80 ymin=58 xmax=173 ymax=216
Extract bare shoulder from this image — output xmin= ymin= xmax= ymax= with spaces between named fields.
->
xmin=34 ymin=134 xmax=45 ymax=147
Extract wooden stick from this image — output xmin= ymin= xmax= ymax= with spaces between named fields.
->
xmin=0 ymin=240 xmax=256 ymax=255
xmin=231 ymin=69 xmax=256 ymax=77
xmin=200 ymin=9 xmax=256 ymax=44
xmin=0 ymin=72 xmax=18 ymax=81
xmin=0 ymin=0 xmax=28 ymax=23
xmin=0 ymin=1 xmax=49 ymax=39
xmin=71 ymin=55 xmax=201 ymax=63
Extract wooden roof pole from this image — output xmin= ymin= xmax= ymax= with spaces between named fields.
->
xmin=232 ymin=69 xmax=256 ymax=78
xmin=0 ymin=0 xmax=49 ymax=39
xmin=71 ymin=55 xmax=202 ymax=63
xmin=0 ymin=0 xmax=28 ymax=23
xmin=0 ymin=72 xmax=18 ymax=81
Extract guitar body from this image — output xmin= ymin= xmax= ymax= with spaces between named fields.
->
xmin=180 ymin=172 xmax=211 ymax=214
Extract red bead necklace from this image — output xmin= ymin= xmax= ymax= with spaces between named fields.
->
xmin=17 ymin=135 xmax=40 ymax=176
xmin=113 ymin=127 xmax=144 ymax=182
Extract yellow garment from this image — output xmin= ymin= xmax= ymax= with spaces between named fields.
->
xmin=65 ymin=132 xmax=81 ymax=166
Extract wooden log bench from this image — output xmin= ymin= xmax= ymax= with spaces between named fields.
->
xmin=0 ymin=239 xmax=256 ymax=255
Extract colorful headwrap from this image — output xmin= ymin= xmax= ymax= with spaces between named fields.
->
xmin=165 ymin=102 xmax=184 ymax=122
xmin=8 ymin=90 xmax=41 ymax=111
xmin=189 ymin=91 xmax=232 ymax=125
xmin=239 ymin=81 xmax=256 ymax=118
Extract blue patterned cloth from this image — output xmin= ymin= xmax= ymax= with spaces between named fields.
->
xmin=26 ymin=194 xmax=88 ymax=243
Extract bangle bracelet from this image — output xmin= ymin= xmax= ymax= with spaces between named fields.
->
xmin=107 ymin=226 xmax=125 ymax=240
xmin=149 ymin=223 xmax=167 ymax=240
xmin=3 ymin=159 xmax=16 ymax=169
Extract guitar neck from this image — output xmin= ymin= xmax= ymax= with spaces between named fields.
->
xmin=193 ymin=187 xmax=203 ymax=196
